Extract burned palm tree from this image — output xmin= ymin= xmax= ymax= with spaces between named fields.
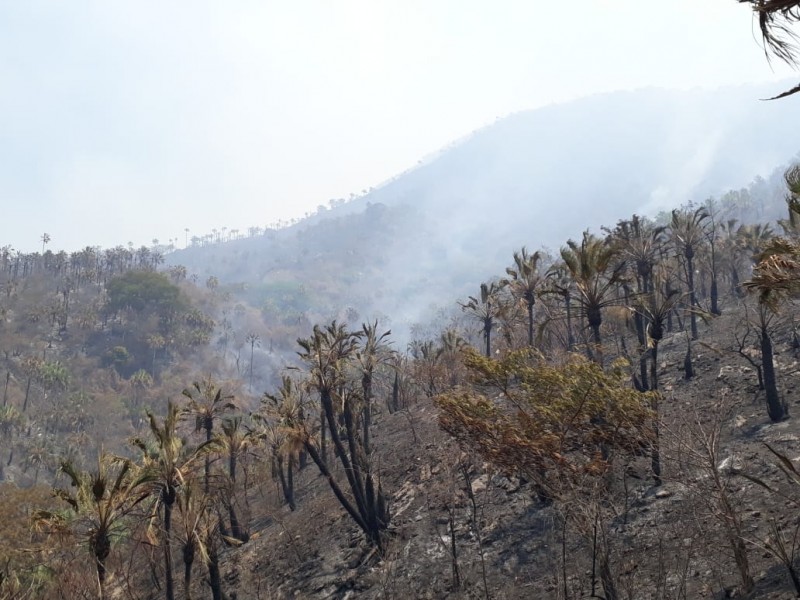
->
xmin=608 ymin=215 xmax=666 ymax=387
xmin=296 ymin=322 xmax=390 ymax=549
xmin=181 ymin=378 xmax=235 ymax=493
xmin=669 ymin=207 xmax=709 ymax=340
xmin=743 ymin=239 xmax=799 ymax=422
xmin=501 ymin=247 xmax=544 ymax=347
xmin=33 ymin=454 xmax=149 ymax=600
xmin=560 ymin=231 xmax=627 ymax=363
xmin=133 ymin=402 xmax=202 ymax=600
xmin=460 ymin=282 xmax=501 ymax=358
xmin=632 ymin=281 xmax=683 ymax=484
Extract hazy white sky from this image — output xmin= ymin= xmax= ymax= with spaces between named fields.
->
xmin=1 ymin=1 xmax=796 ymax=252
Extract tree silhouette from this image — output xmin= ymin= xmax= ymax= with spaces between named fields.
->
xmin=459 ymin=282 xmax=501 ymax=357
xmin=296 ymin=322 xmax=390 ymax=549
xmin=33 ymin=454 xmax=149 ymax=599
xmin=560 ymin=231 xmax=626 ymax=362
xmin=181 ymin=378 xmax=235 ymax=493
xmin=245 ymin=333 xmax=260 ymax=392
xmin=669 ymin=207 xmax=709 ymax=340
xmin=501 ymin=247 xmax=544 ymax=347
xmin=133 ymin=402 xmax=201 ymax=600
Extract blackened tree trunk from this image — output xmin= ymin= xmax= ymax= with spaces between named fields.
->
xmin=319 ymin=412 xmax=327 ymax=464
xmin=686 ymin=250 xmax=699 ymax=340
xmin=565 ymin=294 xmax=575 ymax=350
xmin=710 ymin=277 xmax=720 ymax=315
xmin=761 ymin=324 xmax=786 ymax=422
xmin=227 ymin=450 xmax=248 ymax=542
xmin=587 ymin=306 xmax=603 ymax=365
xmin=634 ymin=311 xmax=649 ymax=392
xmin=362 ymin=373 xmax=372 ymax=458
xmin=527 ymin=301 xmax=535 ymax=348
xmin=277 ymin=454 xmax=296 ymax=511
xmin=182 ymin=541 xmax=195 ymax=600
xmin=164 ymin=492 xmax=176 ymax=600
xmin=483 ymin=318 xmax=492 ymax=358
xmin=206 ymin=543 xmax=223 ymax=600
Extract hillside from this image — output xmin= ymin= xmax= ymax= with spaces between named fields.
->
xmin=211 ymin=305 xmax=800 ymax=599
xmin=169 ymin=82 xmax=800 ymax=339
xmin=8 ymin=81 xmax=800 ymax=600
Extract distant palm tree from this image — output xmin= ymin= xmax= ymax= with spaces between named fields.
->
xmin=743 ymin=237 xmax=799 ymax=422
xmin=607 ymin=215 xmax=666 ymax=387
xmin=669 ymin=207 xmax=709 ymax=340
xmin=633 ymin=281 xmax=683 ymax=484
xmin=245 ymin=333 xmax=261 ymax=392
xmin=545 ymin=262 xmax=577 ymax=351
xmin=260 ymin=375 xmax=310 ymax=511
xmin=501 ymin=247 xmax=544 ymax=347
xmin=182 ymin=379 xmax=235 ymax=492
xmin=460 ymin=282 xmax=501 ymax=357
xmin=354 ymin=321 xmax=392 ymax=457
xmin=214 ymin=416 xmax=254 ymax=543
xmin=560 ymin=231 xmax=626 ymax=361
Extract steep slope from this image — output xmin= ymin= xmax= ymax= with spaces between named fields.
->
xmin=170 ymin=82 xmax=800 ymax=338
xmin=213 ymin=302 xmax=800 ymax=599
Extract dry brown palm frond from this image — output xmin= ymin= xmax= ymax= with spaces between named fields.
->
xmin=743 ymin=253 xmax=800 ymax=307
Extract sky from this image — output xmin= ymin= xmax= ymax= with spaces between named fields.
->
xmin=0 ymin=0 xmax=797 ymax=253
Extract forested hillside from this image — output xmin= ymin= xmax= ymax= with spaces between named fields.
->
xmin=9 ymin=81 xmax=800 ymax=599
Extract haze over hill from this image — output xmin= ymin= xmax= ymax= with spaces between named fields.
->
xmin=171 ymin=82 xmax=800 ymax=339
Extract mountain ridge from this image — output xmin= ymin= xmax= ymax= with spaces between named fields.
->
xmin=168 ymin=81 xmax=800 ymax=338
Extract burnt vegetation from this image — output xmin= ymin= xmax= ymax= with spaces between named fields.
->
xmin=5 ymin=163 xmax=800 ymax=599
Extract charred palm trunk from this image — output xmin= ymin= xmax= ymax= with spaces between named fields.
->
xmin=389 ymin=372 xmax=400 ymax=414
xmin=287 ymin=457 xmax=295 ymax=510
xmin=206 ymin=541 xmax=223 ymax=600
xmin=182 ymin=541 xmax=195 ymax=600
xmin=304 ymin=439 xmax=370 ymax=536
xmin=650 ymin=341 xmax=662 ymax=485
xmin=277 ymin=454 xmax=296 ymax=510
xmin=93 ymin=535 xmax=110 ymax=600
xmin=587 ymin=305 xmax=603 ymax=365
xmin=318 ymin=387 xmax=386 ymax=549
xmin=203 ymin=418 xmax=212 ymax=494
xmin=483 ymin=318 xmax=492 ymax=358
xmin=362 ymin=372 xmax=372 ymax=457
xmin=685 ymin=248 xmax=699 ymax=340
xmin=527 ymin=300 xmax=535 ymax=348
xmin=22 ymin=377 xmax=31 ymax=413
xmin=710 ymin=273 xmax=720 ymax=315
xmin=633 ymin=311 xmax=649 ymax=391
xmin=731 ymin=265 xmax=741 ymax=296
xmin=565 ymin=294 xmax=575 ymax=351
xmin=761 ymin=324 xmax=786 ymax=422
xmin=228 ymin=450 xmax=248 ymax=542
xmin=228 ymin=503 xmax=245 ymax=543
xmin=163 ymin=488 xmax=176 ymax=600
xmin=319 ymin=412 xmax=327 ymax=465
xmin=646 ymin=316 xmax=663 ymax=485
